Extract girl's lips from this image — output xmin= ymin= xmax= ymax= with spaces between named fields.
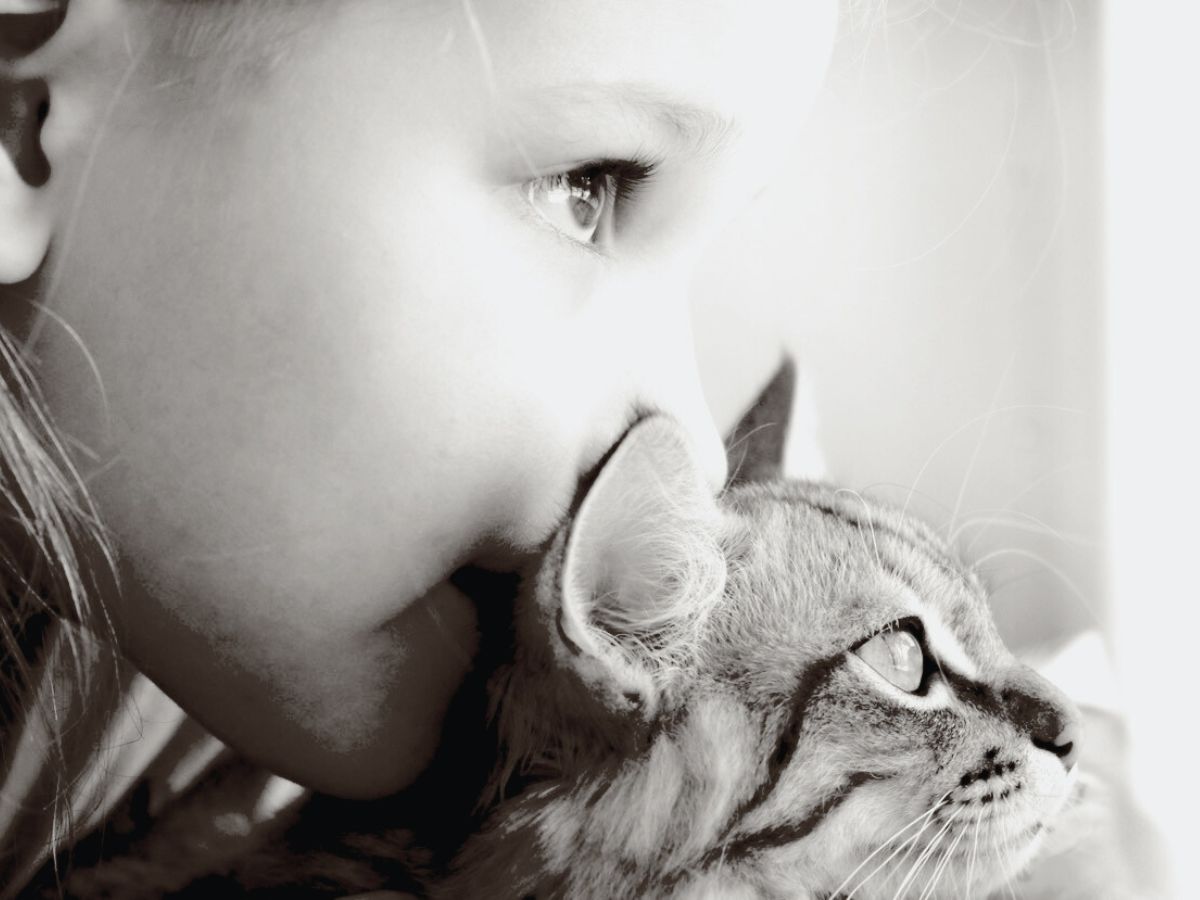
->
xmin=467 ymin=539 xmax=537 ymax=572
xmin=454 ymin=413 xmax=656 ymax=604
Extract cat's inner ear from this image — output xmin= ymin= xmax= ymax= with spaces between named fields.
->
xmin=724 ymin=355 xmax=796 ymax=487
xmin=555 ymin=416 xmax=724 ymax=717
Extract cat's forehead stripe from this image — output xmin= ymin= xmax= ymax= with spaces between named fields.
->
xmin=803 ymin=496 xmax=960 ymax=573
xmin=798 ymin=493 xmax=985 ymax=610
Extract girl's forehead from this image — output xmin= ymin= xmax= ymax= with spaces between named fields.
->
xmin=469 ymin=0 xmax=836 ymax=145
xmin=146 ymin=0 xmax=835 ymax=156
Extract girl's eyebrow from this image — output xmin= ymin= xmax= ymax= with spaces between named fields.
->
xmin=505 ymin=81 xmax=739 ymax=160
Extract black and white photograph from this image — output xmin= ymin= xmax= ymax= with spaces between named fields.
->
xmin=0 ymin=1 xmax=1192 ymax=897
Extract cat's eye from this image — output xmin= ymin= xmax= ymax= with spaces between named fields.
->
xmin=853 ymin=623 xmax=925 ymax=693
xmin=525 ymin=159 xmax=655 ymax=247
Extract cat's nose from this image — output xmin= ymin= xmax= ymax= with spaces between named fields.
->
xmin=1012 ymin=694 xmax=1078 ymax=772
xmin=1001 ymin=667 xmax=1080 ymax=772
xmin=1042 ymin=720 xmax=1080 ymax=772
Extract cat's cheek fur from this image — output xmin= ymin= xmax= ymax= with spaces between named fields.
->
xmin=670 ymin=873 xmax=767 ymax=899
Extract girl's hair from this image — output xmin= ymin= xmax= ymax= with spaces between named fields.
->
xmin=0 ymin=275 xmax=120 ymax=812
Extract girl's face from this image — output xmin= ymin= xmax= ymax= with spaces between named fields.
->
xmin=19 ymin=0 xmax=836 ymax=795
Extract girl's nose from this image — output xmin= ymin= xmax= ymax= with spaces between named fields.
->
xmin=594 ymin=270 xmax=728 ymax=494
xmin=677 ymin=402 xmax=729 ymax=495
xmin=637 ymin=344 xmax=728 ymax=494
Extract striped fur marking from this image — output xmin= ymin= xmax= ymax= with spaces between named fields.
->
xmin=719 ymin=651 xmax=847 ymax=838
xmin=705 ymin=772 xmax=876 ymax=865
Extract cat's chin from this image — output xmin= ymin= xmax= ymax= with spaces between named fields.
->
xmin=935 ymin=820 xmax=1051 ymax=898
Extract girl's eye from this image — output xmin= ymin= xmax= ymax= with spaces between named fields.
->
xmin=524 ymin=160 xmax=654 ymax=247
xmin=853 ymin=623 xmax=925 ymax=693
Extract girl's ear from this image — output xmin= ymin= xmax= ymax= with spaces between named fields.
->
xmin=0 ymin=5 xmax=65 ymax=282
xmin=550 ymin=417 xmax=724 ymax=718
xmin=0 ymin=1 xmax=114 ymax=284
xmin=0 ymin=77 xmax=52 ymax=282
xmin=724 ymin=355 xmax=796 ymax=487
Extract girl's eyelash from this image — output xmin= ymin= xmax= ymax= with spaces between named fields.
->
xmin=580 ymin=157 xmax=658 ymax=205
xmin=523 ymin=156 xmax=660 ymax=250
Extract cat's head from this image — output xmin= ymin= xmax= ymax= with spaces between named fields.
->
xmin=450 ymin=410 xmax=1079 ymax=899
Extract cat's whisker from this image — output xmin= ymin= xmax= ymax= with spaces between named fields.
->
xmin=891 ymin=806 xmax=963 ymax=900
xmin=948 ymin=826 xmax=974 ymax=900
xmin=835 ymin=487 xmax=884 ymax=569
xmin=897 ymin=404 xmax=1082 ymax=529
xmin=919 ymin=825 xmax=967 ymax=900
xmin=721 ymin=422 xmax=783 ymax=497
xmin=833 ymin=789 xmax=955 ymax=899
xmin=859 ymin=482 xmax=953 ymax=518
xmin=843 ymin=816 xmax=939 ymax=900
xmin=893 ymin=840 xmax=939 ymax=899
xmin=948 ymin=510 xmax=1094 ymax=552
xmin=882 ymin=826 xmax=930 ymax=900
xmin=951 ymin=457 xmax=1086 ymax=551
xmin=966 ymin=813 xmax=982 ymax=899
xmin=993 ymin=825 xmax=1020 ymax=900
xmin=846 ymin=801 xmax=953 ymax=900
xmin=913 ymin=823 xmax=962 ymax=899
xmin=1002 ymin=864 xmax=1019 ymax=900
xmin=946 ymin=353 xmax=1016 ymax=543
xmin=972 ymin=545 xmax=1102 ymax=626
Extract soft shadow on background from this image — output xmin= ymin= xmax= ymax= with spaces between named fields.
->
xmin=691 ymin=0 xmax=1194 ymax=894
xmin=696 ymin=0 xmax=1101 ymax=649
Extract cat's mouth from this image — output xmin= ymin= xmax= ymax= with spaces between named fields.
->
xmin=931 ymin=791 xmax=1041 ymax=835
xmin=941 ymin=815 xmax=1045 ymax=850
xmin=911 ymin=809 xmax=1050 ymax=895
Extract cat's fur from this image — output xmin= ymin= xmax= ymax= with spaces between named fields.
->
xmin=38 ymin=361 xmax=1090 ymax=899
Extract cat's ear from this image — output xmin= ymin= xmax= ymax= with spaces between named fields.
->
xmin=724 ymin=355 xmax=796 ymax=487
xmin=552 ymin=417 xmax=724 ymax=718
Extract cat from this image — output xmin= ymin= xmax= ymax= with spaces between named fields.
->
xmin=433 ymin=428 xmax=1080 ymax=899
xmin=39 ymin=361 xmax=1086 ymax=899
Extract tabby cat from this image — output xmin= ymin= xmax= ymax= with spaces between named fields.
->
xmin=44 ymin=364 xmax=1083 ymax=899
xmin=435 ymin=425 xmax=1079 ymax=899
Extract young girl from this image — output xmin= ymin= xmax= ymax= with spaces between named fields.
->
xmin=0 ymin=0 xmax=838 ymax=891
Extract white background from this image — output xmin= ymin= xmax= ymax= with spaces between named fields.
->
xmin=1105 ymin=0 xmax=1197 ymax=894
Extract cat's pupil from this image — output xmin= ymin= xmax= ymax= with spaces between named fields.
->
xmin=854 ymin=626 xmax=924 ymax=693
